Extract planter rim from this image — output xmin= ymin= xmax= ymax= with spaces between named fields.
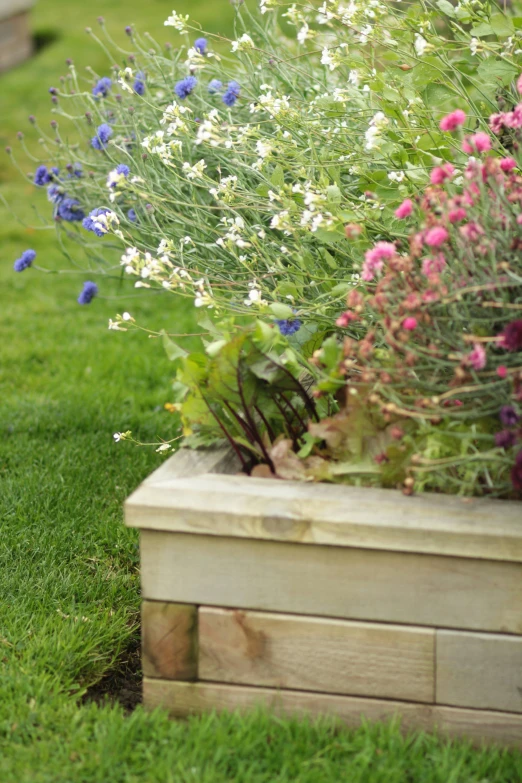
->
xmin=126 ymin=447 xmax=522 ymax=564
xmin=0 ymin=0 xmax=35 ymax=22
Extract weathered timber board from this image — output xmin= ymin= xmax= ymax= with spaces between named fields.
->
xmin=142 ymin=601 xmax=197 ymax=681
xmin=143 ymin=678 xmax=522 ymax=748
xmin=198 ymin=607 xmax=434 ymax=703
xmin=140 ymin=531 xmax=522 ymax=634
xmin=126 ymin=452 xmax=522 ymax=563
xmin=436 ymin=630 xmax=522 ymax=714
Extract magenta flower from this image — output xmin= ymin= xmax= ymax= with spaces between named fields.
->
xmin=361 ymin=241 xmax=396 ymax=281
xmin=430 ymin=163 xmax=454 ymax=185
xmin=424 ymin=226 xmax=449 ymax=247
xmin=459 ymin=222 xmax=484 ymax=242
xmin=462 ymin=132 xmax=491 ymax=154
xmin=439 ymin=110 xmax=466 ymax=132
xmin=500 ymin=320 xmax=522 ymax=352
xmin=500 ymin=157 xmax=517 ymax=172
xmin=448 ymin=207 xmax=467 ymax=223
xmin=395 ymin=199 xmax=413 ymax=219
xmin=421 ymin=253 xmax=446 ymax=276
xmin=497 ymin=365 xmax=508 ymax=379
xmin=402 ymin=317 xmax=417 ymax=331
xmin=467 ymin=343 xmax=486 ymax=370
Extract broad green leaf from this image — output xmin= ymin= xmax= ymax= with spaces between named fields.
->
xmin=490 ymin=13 xmax=514 ymax=37
xmin=477 ymin=59 xmax=518 ymax=86
xmin=162 ymin=330 xmax=188 ymax=362
xmin=437 ymin=0 xmax=455 ymax=17
xmin=270 ymin=165 xmax=285 ymax=188
xmin=470 ymin=22 xmax=494 ymax=36
xmin=269 ymin=302 xmax=294 ymax=319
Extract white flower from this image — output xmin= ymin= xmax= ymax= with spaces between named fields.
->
xmin=231 ymin=34 xmax=254 ymax=52
xmin=260 ymin=0 xmax=276 ymax=13
xmin=297 ymin=23 xmax=311 ymax=45
xmin=359 ymin=25 xmax=372 ymax=44
xmin=256 ymin=140 xmax=272 ymax=159
xmin=182 ymin=159 xmax=207 ymax=179
xmin=321 ymin=47 xmax=340 ymax=71
xmin=122 ymin=312 xmax=133 ymax=321
xmin=414 ymin=33 xmax=428 ymax=56
xmin=470 ymin=37 xmax=478 ymax=56
xmin=106 ymin=168 xmax=128 ymax=190
xmin=364 ymin=111 xmax=388 ymax=151
xmin=348 ymin=69 xmax=360 ymax=87
xmin=156 ymin=443 xmax=171 ymax=452
xmin=113 ymin=433 xmax=122 ymax=442
xmin=388 ymin=170 xmax=405 ymax=182
xmin=164 ymin=10 xmax=189 ymax=33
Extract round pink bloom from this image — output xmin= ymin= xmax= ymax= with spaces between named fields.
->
xmin=395 ymin=198 xmax=413 ymax=219
xmin=421 ymin=253 xmax=446 ymax=276
xmin=439 ymin=110 xmax=466 ymax=132
xmin=459 ymin=221 xmax=484 ymax=241
xmin=500 ymin=157 xmax=517 ymax=172
xmin=489 ymin=113 xmax=504 ymax=135
xmin=504 ymin=105 xmax=522 ymax=129
xmin=462 ymin=132 xmax=491 ymax=154
xmin=335 ymin=311 xmax=357 ymax=327
xmin=361 ymin=241 xmax=396 ymax=281
xmin=402 ymin=317 xmax=418 ymax=331
xmin=497 ymin=365 xmax=508 ymax=379
xmin=467 ymin=343 xmax=486 ymax=371
xmin=430 ymin=163 xmax=455 ymax=185
xmin=517 ymin=214 xmax=522 ymax=225
xmin=518 ymin=74 xmax=522 ymax=94
xmin=424 ymin=226 xmax=449 ymax=247
xmin=448 ymin=207 xmax=467 ymax=223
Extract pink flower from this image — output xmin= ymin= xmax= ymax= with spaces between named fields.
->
xmin=448 ymin=207 xmax=467 ymax=223
xmin=439 ymin=110 xmax=466 ymax=131
xmin=402 ymin=317 xmax=418 ymax=331
xmin=518 ymin=73 xmax=522 ymax=94
xmin=459 ymin=221 xmax=484 ymax=241
xmin=497 ymin=365 xmax=508 ymax=379
xmin=395 ymin=198 xmax=413 ymax=219
xmin=500 ymin=157 xmax=517 ymax=172
xmin=462 ymin=132 xmax=491 ymax=154
xmin=421 ymin=253 xmax=446 ymax=276
xmin=335 ymin=311 xmax=358 ymax=327
xmin=517 ymin=214 xmax=522 ymax=225
xmin=361 ymin=241 xmax=396 ymax=281
xmin=489 ymin=113 xmax=504 ymax=135
xmin=430 ymin=163 xmax=455 ymax=185
xmin=467 ymin=343 xmax=486 ymax=371
xmin=504 ymin=105 xmax=522 ymax=129
xmin=424 ymin=226 xmax=449 ymax=247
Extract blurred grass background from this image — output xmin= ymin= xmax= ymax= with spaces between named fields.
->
xmin=1 ymin=2 xmax=522 ymax=780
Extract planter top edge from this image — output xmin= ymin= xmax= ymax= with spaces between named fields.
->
xmin=0 ymin=1 xmax=35 ymax=22
xmin=125 ymin=448 xmax=522 ymax=563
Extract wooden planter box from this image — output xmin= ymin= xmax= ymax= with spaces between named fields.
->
xmin=126 ymin=447 xmax=522 ymax=747
xmin=0 ymin=0 xmax=35 ymax=72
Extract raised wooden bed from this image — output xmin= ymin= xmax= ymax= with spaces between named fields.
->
xmin=126 ymin=447 xmax=522 ymax=747
xmin=0 ymin=0 xmax=35 ymax=73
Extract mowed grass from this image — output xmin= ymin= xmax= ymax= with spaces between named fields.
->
xmin=1 ymin=1 xmax=522 ymax=780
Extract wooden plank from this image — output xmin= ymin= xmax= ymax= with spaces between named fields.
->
xmin=126 ymin=459 xmax=522 ymax=563
xmin=140 ymin=531 xmax=522 ymax=635
xmin=133 ymin=446 xmax=241 ymax=489
xmin=143 ymin=678 xmax=522 ymax=748
xmin=142 ymin=601 xmax=198 ymax=681
xmin=199 ymin=607 xmax=434 ymax=703
xmin=436 ymin=630 xmax=522 ymax=714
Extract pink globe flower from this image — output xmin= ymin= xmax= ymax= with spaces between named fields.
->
xmin=448 ymin=207 xmax=467 ymax=223
xmin=500 ymin=157 xmax=517 ymax=172
xmin=517 ymin=73 xmax=522 ymax=94
xmin=402 ymin=317 xmax=418 ymax=331
xmin=439 ymin=110 xmax=466 ymax=132
xmin=430 ymin=163 xmax=454 ymax=185
xmin=424 ymin=226 xmax=449 ymax=247
xmin=395 ymin=198 xmax=413 ymax=219
xmin=421 ymin=253 xmax=446 ymax=276
xmin=467 ymin=343 xmax=486 ymax=371
xmin=497 ymin=365 xmax=508 ymax=379
xmin=361 ymin=241 xmax=396 ymax=281
xmin=462 ymin=132 xmax=492 ymax=154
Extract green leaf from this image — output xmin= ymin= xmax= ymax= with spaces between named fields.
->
xmin=436 ymin=0 xmax=455 ymax=17
xmin=470 ymin=22 xmax=494 ymax=36
xmin=490 ymin=13 xmax=514 ymax=37
xmin=330 ymin=281 xmax=351 ymax=297
xmin=269 ymin=302 xmax=294 ymax=319
xmin=477 ymin=58 xmax=518 ymax=86
xmin=270 ymin=165 xmax=285 ymax=188
xmin=205 ymin=339 xmax=227 ymax=357
xmin=162 ymin=330 xmax=188 ymax=362
xmin=326 ymin=184 xmax=342 ymax=203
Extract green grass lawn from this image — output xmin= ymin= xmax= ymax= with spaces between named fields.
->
xmin=1 ymin=1 xmax=522 ymax=780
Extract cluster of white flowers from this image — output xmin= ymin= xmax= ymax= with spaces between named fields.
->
xmin=117 ymin=67 xmax=135 ymax=94
xmin=160 ymin=101 xmax=191 ymax=135
xmin=244 ymin=280 xmax=266 ymax=307
xmin=260 ymin=0 xmax=277 ymax=13
xmin=90 ymin=209 xmax=120 ymax=235
xmin=216 ymin=216 xmax=252 ymax=249
xmin=414 ymin=33 xmax=429 ymax=57
xmin=231 ymin=34 xmax=255 ymax=52
xmin=106 ymin=168 xmax=128 ymax=190
xmin=321 ymin=45 xmax=347 ymax=71
xmin=194 ymin=279 xmax=214 ymax=308
xmin=195 ymin=109 xmax=224 ymax=147
xmin=182 ymin=159 xmax=207 ymax=180
xmin=164 ymin=10 xmax=189 ymax=33
xmin=364 ymin=111 xmax=389 ymax=151
xmin=209 ymin=175 xmax=239 ymax=203
xmin=141 ymin=130 xmax=182 ymax=163
xmin=252 ymin=88 xmax=292 ymax=119
xmin=120 ymin=246 xmax=194 ymax=292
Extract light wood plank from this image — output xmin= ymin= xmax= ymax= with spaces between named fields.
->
xmin=126 ymin=458 xmax=522 ymax=563
xmin=134 ymin=446 xmax=241 ymax=489
xmin=199 ymin=607 xmax=434 ymax=703
xmin=436 ymin=630 xmax=522 ymax=713
xmin=142 ymin=601 xmax=197 ymax=681
xmin=140 ymin=531 xmax=522 ymax=635
xmin=143 ymin=678 xmax=522 ymax=748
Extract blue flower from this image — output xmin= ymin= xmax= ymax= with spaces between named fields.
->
xmin=34 ymin=165 xmax=51 ymax=186
xmin=50 ymin=166 xmax=60 ymax=178
xmin=174 ymin=76 xmax=197 ymax=99
xmin=91 ymin=123 xmax=112 ymax=150
xmin=127 ymin=208 xmax=137 ymax=223
xmin=92 ymin=77 xmax=112 ymax=98
xmin=195 ymin=37 xmax=208 ymax=55
xmin=116 ymin=163 xmax=130 ymax=177
xmin=47 ymin=184 xmax=65 ymax=204
xmin=208 ymin=79 xmax=223 ymax=94
xmin=275 ymin=318 xmax=302 ymax=336
xmin=133 ymin=78 xmax=145 ymax=96
xmin=82 ymin=207 xmax=110 ymax=236
xmin=13 ymin=249 xmax=36 ymax=272
xmin=78 ymin=281 xmax=98 ymax=305
xmin=69 ymin=163 xmax=83 ymax=178
xmin=57 ymin=197 xmax=85 ymax=222
xmin=222 ymin=80 xmax=241 ymax=107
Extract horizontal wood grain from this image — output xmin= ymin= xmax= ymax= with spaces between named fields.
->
xmin=126 ymin=452 xmax=522 ymax=563
xmin=436 ymin=630 xmax=522 ymax=714
xmin=140 ymin=531 xmax=522 ymax=634
xmin=142 ymin=601 xmax=197 ymax=681
xmin=143 ymin=678 xmax=522 ymax=748
xmin=199 ymin=607 xmax=434 ymax=703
